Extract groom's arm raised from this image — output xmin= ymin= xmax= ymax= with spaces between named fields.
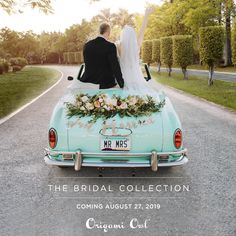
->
xmin=108 ymin=44 xmax=124 ymax=88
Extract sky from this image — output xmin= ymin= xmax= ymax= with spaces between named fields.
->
xmin=0 ymin=0 xmax=162 ymax=33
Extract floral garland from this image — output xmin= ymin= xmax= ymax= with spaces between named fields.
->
xmin=66 ymin=93 xmax=165 ymax=123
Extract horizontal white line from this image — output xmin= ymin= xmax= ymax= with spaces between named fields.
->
xmin=53 ymin=177 xmax=187 ymax=179
xmin=55 ymin=196 xmax=186 ymax=199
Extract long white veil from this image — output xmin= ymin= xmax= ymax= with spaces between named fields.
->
xmin=119 ymin=25 xmax=154 ymax=95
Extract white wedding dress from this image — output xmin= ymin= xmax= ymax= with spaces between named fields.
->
xmin=118 ymin=25 xmax=157 ymax=95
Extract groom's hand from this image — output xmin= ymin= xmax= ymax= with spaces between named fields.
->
xmin=117 ymin=78 xmax=124 ymax=88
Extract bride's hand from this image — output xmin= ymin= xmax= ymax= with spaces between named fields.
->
xmin=145 ymin=6 xmax=155 ymax=16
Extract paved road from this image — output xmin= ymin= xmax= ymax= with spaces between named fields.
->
xmin=0 ymin=66 xmax=235 ymax=236
xmin=154 ymin=67 xmax=236 ymax=83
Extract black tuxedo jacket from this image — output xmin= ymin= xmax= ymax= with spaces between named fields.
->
xmin=81 ymin=37 xmax=124 ymax=89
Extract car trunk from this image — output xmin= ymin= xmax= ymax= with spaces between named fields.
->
xmin=66 ymin=112 xmax=163 ymax=154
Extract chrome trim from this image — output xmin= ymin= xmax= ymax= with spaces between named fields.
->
xmin=151 ymin=151 xmax=158 ymax=172
xmin=99 ymin=127 xmax=132 ymax=137
xmin=74 ymin=150 xmax=82 ymax=171
xmin=44 ymin=148 xmax=187 ymax=157
xmin=44 ymin=148 xmax=188 ymax=171
xmin=44 ymin=154 xmax=188 ymax=168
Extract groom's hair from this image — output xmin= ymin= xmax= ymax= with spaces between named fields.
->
xmin=99 ymin=23 xmax=110 ymax=35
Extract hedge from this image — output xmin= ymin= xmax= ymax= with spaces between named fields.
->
xmin=0 ymin=63 xmax=3 ymax=74
xmin=173 ymin=35 xmax=193 ymax=79
xmin=46 ymin=52 xmax=59 ymax=64
xmin=199 ymin=26 xmax=224 ymax=85
xmin=160 ymin=37 xmax=173 ymax=76
xmin=3 ymin=61 xmax=9 ymax=73
xmin=232 ymin=23 xmax=236 ymax=65
xmin=142 ymin=40 xmax=153 ymax=66
xmin=0 ymin=60 xmax=9 ymax=73
xmin=63 ymin=52 xmax=82 ymax=64
xmin=9 ymin=57 xmax=28 ymax=70
xmin=152 ymin=39 xmax=161 ymax=72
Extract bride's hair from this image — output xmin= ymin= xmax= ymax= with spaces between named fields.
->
xmin=120 ymin=25 xmax=139 ymax=68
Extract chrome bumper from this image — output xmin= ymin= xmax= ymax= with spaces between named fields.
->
xmin=44 ymin=148 xmax=188 ymax=172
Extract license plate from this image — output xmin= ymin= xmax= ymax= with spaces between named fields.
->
xmin=101 ymin=137 xmax=131 ymax=151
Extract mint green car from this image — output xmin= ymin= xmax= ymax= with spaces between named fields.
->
xmin=44 ymin=78 xmax=187 ymax=172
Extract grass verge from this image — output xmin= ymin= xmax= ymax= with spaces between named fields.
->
xmin=0 ymin=66 xmax=61 ymax=118
xmin=152 ymin=71 xmax=236 ymax=111
xmin=188 ymin=64 xmax=236 ymax=73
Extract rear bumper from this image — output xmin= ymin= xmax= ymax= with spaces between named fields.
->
xmin=44 ymin=148 xmax=188 ymax=172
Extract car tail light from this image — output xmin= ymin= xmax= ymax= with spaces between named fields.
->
xmin=174 ymin=129 xmax=182 ymax=149
xmin=49 ymin=128 xmax=57 ymax=149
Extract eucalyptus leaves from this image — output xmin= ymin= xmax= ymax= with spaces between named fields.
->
xmin=66 ymin=93 xmax=165 ymax=123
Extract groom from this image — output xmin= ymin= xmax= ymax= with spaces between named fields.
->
xmin=80 ymin=23 xmax=124 ymax=89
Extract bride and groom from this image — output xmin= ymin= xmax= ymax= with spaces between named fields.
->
xmin=80 ymin=8 xmax=154 ymax=92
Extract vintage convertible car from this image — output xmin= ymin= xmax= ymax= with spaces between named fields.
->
xmin=44 ymin=66 xmax=188 ymax=172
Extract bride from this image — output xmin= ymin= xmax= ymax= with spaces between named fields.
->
xmin=116 ymin=7 xmax=156 ymax=93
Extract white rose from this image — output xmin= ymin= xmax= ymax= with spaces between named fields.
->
xmin=128 ymin=97 xmax=137 ymax=106
xmin=111 ymin=99 xmax=117 ymax=106
xmin=99 ymin=98 xmax=103 ymax=103
xmin=77 ymin=101 xmax=82 ymax=107
xmin=120 ymin=102 xmax=128 ymax=109
xmin=81 ymin=96 xmax=89 ymax=103
xmin=104 ymin=105 xmax=110 ymax=111
xmin=85 ymin=103 xmax=94 ymax=110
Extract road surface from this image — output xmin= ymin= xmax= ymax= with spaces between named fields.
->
xmin=0 ymin=65 xmax=235 ymax=236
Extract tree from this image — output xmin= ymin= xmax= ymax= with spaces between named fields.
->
xmin=160 ymin=36 xmax=173 ymax=76
xmin=0 ymin=0 xmax=53 ymax=14
xmin=199 ymin=26 xmax=224 ymax=86
xmin=93 ymin=8 xmax=115 ymax=25
xmin=113 ymin=9 xmax=135 ymax=28
xmin=232 ymin=23 xmax=236 ymax=65
xmin=221 ymin=0 xmax=235 ymax=66
xmin=152 ymin=39 xmax=161 ymax=73
xmin=173 ymin=35 xmax=193 ymax=79
xmin=0 ymin=28 xmax=19 ymax=57
xmin=142 ymin=40 xmax=153 ymax=66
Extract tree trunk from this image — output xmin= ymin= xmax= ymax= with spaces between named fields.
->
xmin=168 ymin=66 xmax=172 ymax=77
xmin=157 ymin=62 xmax=161 ymax=73
xmin=218 ymin=2 xmax=222 ymax=24
xmin=224 ymin=8 xmax=232 ymax=66
xmin=208 ymin=65 xmax=214 ymax=86
xmin=182 ymin=67 xmax=188 ymax=80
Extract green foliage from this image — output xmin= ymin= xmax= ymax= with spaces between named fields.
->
xmin=63 ymin=52 xmax=82 ymax=64
xmin=160 ymin=37 xmax=173 ymax=68
xmin=0 ymin=59 xmax=9 ymax=73
xmin=75 ymin=52 xmax=83 ymax=64
xmin=9 ymin=57 xmax=28 ymax=69
xmin=0 ymin=63 xmax=3 ymax=74
xmin=66 ymin=93 xmax=165 ymax=123
xmin=232 ymin=23 xmax=236 ymax=65
xmin=173 ymin=35 xmax=193 ymax=69
xmin=12 ymin=66 xmax=22 ymax=72
xmin=46 ymin=52 xmax=59 ymax=64
xmin=0 ymin=0 xmax=53 ymax=14
xmin=2 ymin=61 xmax=9 ymax=73
xmin=199 ymin=26 xmax=224 ymax=67
xmin=152 ymin=39 xmax=160 ymax=63
xmin=142 ymin=40 xmax=153 ymax=64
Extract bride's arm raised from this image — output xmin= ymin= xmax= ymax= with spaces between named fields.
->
xmin=137 ymin=7 xmax=154 ymax=48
